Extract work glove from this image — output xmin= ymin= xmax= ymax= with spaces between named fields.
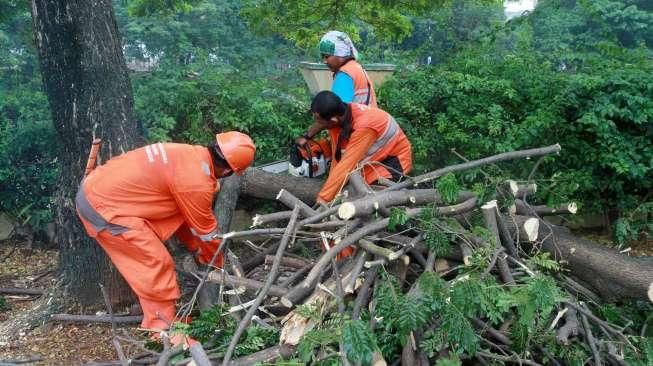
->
xmin=195 ymin=239 xmax=224 ymax=268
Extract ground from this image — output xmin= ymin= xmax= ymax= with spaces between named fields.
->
xmin=0 ymin=244 xmax=145 ymax=365
xmin=0 ymin=227 xmax=650 ymax=365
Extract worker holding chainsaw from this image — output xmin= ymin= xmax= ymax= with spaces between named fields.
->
xmin=75 ymin=132 xmax=255 ymax=338
xmin=296 ymin=91 xmax=412 ymax=205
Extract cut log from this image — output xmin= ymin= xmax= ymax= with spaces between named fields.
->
xmin=512 ymin=199 xmax=578 ymax=216
xmin=337 ymin=189 xmax=475 ymax=220
xmin=514 ymin=216 xmax=653 ymax=301
xmin=507 ymin=180 xmax=537 ymax=199
xmin=252 ymin=211 xmax=293 ymax=227
xmin=206 ymin=270 xmax=288 ymax=298
xmin=280 ymin=262 xmax=356 ymax=345
xmin=346 ymin=170 xmax=373 ymax=198
xmin=241 ymin=168 xmax=322 ymax=205
xmin=215 ymin=175 xmax=244 ymax=232
xmin=276 ymin=189 xmax=317 ymax=217
xmin=227 ymin=344 xmax=295 ymax=366
xmin=264 ymin=255 xmax=312 ymax=269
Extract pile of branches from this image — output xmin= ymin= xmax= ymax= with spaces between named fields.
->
xmin=53 ymin=143 xmax=652 ymax=365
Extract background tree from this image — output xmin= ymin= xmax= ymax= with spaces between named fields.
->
xmin=241 ymin=0 xmax=501 ymax=48
xmin=30 ymin=0 xmax=141 ymax=304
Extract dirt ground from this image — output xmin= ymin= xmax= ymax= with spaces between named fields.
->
xmin=0 ymin=244 xmax=145 ymax=365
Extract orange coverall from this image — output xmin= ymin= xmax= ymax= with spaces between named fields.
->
xmin=76 ymin=143 xmax=223 ymax=331
xmin=319 ymin=103 xmax=413 ymax=202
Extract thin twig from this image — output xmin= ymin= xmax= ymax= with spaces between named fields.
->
xmin=99 ymin=284 xmax=128 ymax=366
xmin=221 ymin=206 xmax=301 ymax=366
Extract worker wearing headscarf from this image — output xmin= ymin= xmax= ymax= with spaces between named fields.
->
xmin=319 ymin=31 xmax=377 ymax=107
xmin=76 ymin=132 xmax=256 ymax=335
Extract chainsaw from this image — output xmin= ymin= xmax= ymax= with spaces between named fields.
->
xmin=287 ymin=139 xmax=330 ymax=178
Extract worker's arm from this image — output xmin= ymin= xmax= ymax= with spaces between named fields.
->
xmin=317 ymin=128 xmax=377 ymax=203
xmin=331 ymin=72 xmax=355 ymax=103
xmin=173 ymin=190 xmax=222 ymax=266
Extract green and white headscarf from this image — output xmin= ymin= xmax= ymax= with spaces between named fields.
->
xmin=319 ymin=31 xmax=358 ymax=59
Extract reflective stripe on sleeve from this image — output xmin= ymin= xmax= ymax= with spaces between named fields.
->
xmin=157 ymin=143 xmax=168 ymax=164
xmin=363 ymin=116 xmax=399 ymax=161
xmin=145 ymin=145 xmax=154 ymax=162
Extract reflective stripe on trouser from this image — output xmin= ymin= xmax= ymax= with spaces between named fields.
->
xmin=78 ymin=215 xmax=180 ymax=330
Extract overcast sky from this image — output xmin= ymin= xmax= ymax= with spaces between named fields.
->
xmin=504 ymin=0 xmax=537 ymax=20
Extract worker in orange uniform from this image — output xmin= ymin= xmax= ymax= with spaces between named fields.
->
xmin=296 ymin=91 xmax=412 ymax=205
xmin=75 ymin=132 xmax=256 ymax=337
xmin=319 ymin=31 xmax=377 ymax=107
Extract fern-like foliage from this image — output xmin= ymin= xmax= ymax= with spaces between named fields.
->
xmin=296 ymin=308 xmax=347 ymax=364
xmin=526 ymin=252 xmax=562 ymax=273
xmin=436 ymin=304 xmax=479 ymax=355
xmin=234 ymin=325 xmax=279 ymax=357
xmin=184 ymin=304 xmax=237 ymax=344
xmin=436 ymin=173 xmax=460 ymax=204
xmin=177 ymin=304 xmax=278 ymax=357
xmin=388 ymin=207 xmax=409 ymax=232
xmin=342 ymin=320 xmax=377 ymax=365
xmin=434 ymin=356 xmax=462 ymax=366
xmin=417 ymin=209 xmax=453 ymax=256
xmin=297 ymin=327 xmax=341 ymax=363
xmin=511 ymin=275 xmax=563 ymax=351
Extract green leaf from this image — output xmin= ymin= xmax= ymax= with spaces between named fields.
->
xmin=436 ymin=173 xmax=460 ymax=205
xmin=342 ymin=320 xmax=377 ymax=365
xmin=388 ymin=207 xmax=409 ymax=232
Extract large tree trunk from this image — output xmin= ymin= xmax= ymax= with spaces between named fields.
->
xmin=513 ymin=216 xmax=653 ymax=302
xmin=31 ymin=0 xmax=140 ymax=305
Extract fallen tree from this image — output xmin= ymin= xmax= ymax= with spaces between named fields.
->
xmin=88 ymin=144 xmax=652 ymax=365
xmin=513 ymin=215 xmax=653 ymax=302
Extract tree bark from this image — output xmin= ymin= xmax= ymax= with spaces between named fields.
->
xmin=30 ymin=0 xmax=141 ymax=305
xmin=241 ymin=168 xmax=322 ymax=205
xmin=514 ymin=216 xmax=653 ymax=301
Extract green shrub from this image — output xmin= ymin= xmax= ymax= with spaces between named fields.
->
xmin=132 ymin=62 xmax=310 ymax=164
xmin=379 ymin=50 xmax=652 ymax=213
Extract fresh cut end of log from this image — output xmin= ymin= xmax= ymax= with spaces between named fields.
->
xmin=338 ymin=202 xmax=357 ymax=220
xmin=523 ymin=218 xmax=539 ymax=242
xmin=252 ymin=214 xmax=262 ymax=227
xmin=481 ymin=200 xmax=498 ymax=210
xmin=568 ymin=202 xmax=578 ymax=214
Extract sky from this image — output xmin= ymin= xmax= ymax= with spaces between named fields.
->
xmin=504 ymin=0 xmax=537 ymax=20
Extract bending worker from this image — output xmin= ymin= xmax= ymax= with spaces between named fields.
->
xmin=297 ymin=91 xmax=412 ymax=205
xmin=319 ymin=30 xmax=377 ymax=107
xmin=76 ymin=132 xmax=255 ymax=334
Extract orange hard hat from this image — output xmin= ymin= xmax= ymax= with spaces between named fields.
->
xmin=215 ymin=131 xmax=256 ymax=175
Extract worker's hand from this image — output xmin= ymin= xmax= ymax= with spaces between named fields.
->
xmin=195 ymin=245 xmax=224 ymax=268
xmin=313 ymin=199 xmax=329 ymax=212
xmin=168 ymin=333 xmax=199 ymax=349
xmin=295 ymin=135 xmax=309 ymax=147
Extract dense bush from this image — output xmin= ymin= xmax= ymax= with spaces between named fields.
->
xmin=379 ymin=0 xmax=653 ymax=214
xmin=0 ymin=3 xmax=57 ymax=227
xmin=132 ymin=62 xmax=311 ymax=163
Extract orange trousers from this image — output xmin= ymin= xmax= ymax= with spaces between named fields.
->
xmin=79 ymin=216 xmax=179 ymax=331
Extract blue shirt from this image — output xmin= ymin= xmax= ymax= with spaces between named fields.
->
xmin=331 ymin=71 xmax=354 ymax=103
